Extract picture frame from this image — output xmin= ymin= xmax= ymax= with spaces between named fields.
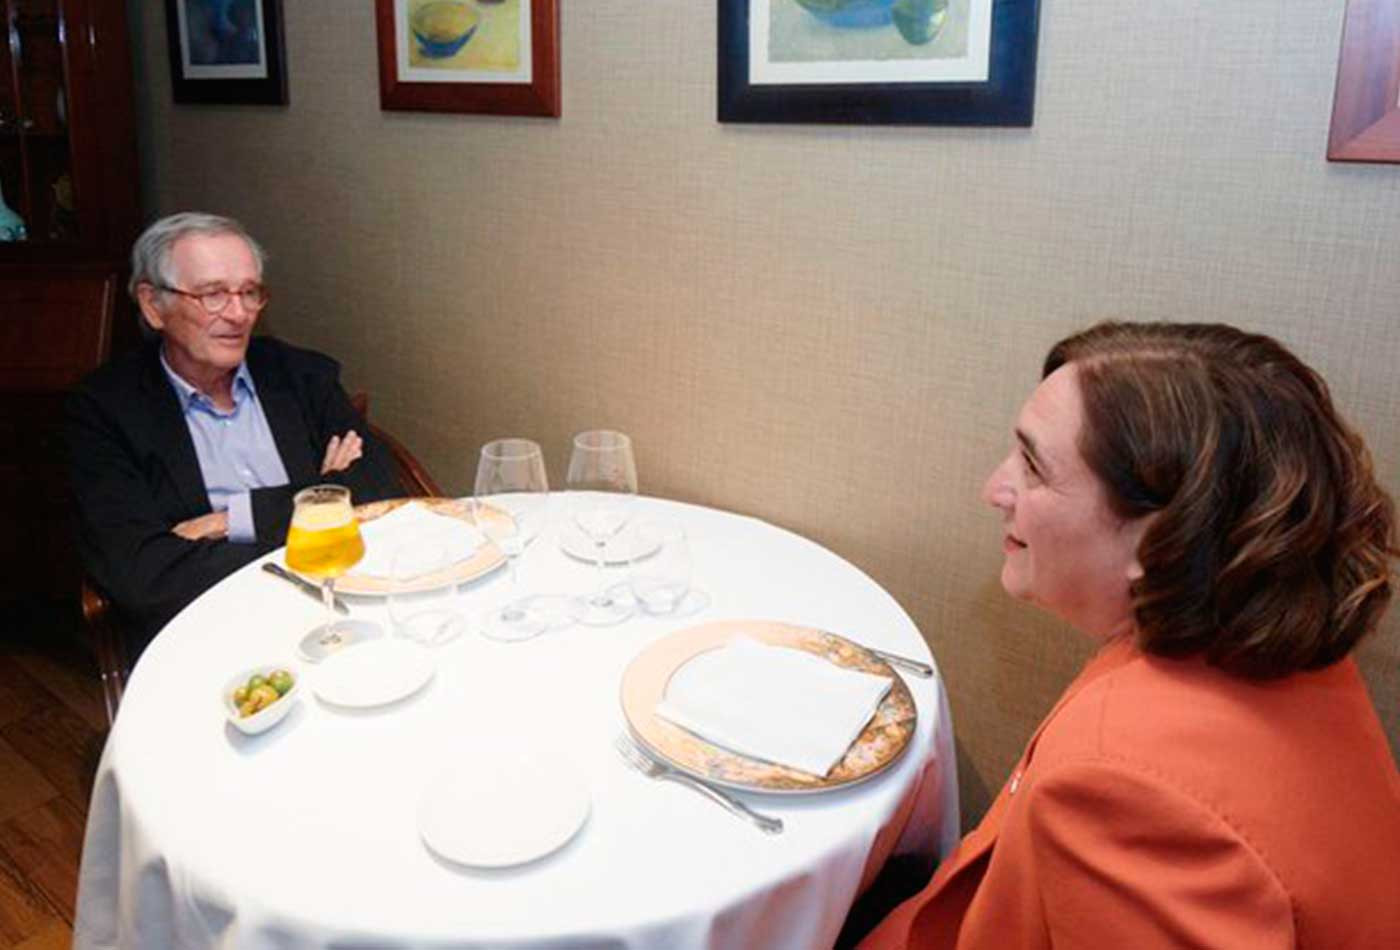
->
xmin=1327 ymin=0 xmax=1400 ymax=163
xmin=718 ymin=0 xmax=1040 ymax=126
xmin=164 ymin=0 xmax=288 ymax=105
xmin=375 ymin=0 xmax=561 ymax=117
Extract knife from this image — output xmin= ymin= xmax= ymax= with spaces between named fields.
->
xmin=864 ymin=645 xmax=934 ymax=679
xmin=261 ymin=562 xmax=350 ymax=615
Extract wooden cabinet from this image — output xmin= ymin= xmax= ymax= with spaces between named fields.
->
xmin=0 ymin=0 xmax=140 ymax=265
xmin=0 ymin=1 xmax=138 ymax=606
xmin=0 ymin=264 xmax=117 ymax=602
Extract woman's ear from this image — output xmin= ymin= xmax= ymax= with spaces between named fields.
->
xmin=1124 ymin=511 xmax=1157 ymax=583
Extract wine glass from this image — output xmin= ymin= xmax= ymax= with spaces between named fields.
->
xmin=472 ymin=438 xmax=554 ymax=642
xmin=566 ymin=430 xmax=638 ymax=626
xmin=285 ymin=484 xmax=378 ymax=660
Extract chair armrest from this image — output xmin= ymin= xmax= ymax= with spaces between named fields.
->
xmin=349 ymin=391 xmax=442 ymax=498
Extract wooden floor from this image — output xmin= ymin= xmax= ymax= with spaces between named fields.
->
xmin=0 ymin=598 xmax=107 ymax=949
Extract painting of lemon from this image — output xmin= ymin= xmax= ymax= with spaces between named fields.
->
xmin=411 ymin=2 xmax=479 ymax=58
xmin=407 ymin=0 xmax=521 ymax=72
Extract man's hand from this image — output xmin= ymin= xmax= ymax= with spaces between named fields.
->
xmin=321 ymin=430 xmax=364 ymax=475
xmin=172 ymin=511 xmax=229 ymax=541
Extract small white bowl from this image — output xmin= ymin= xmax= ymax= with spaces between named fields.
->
xmin=224 ymin=664 xmax=301 ymax=735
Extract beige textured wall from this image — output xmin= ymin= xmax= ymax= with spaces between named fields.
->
xmin=128 ymin=1 xmax=1400 ymax=827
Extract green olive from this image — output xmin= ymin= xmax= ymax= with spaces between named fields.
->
xmin=267 ymin=670 xmax=295 ymax=696
xmin=247 ymin=674 xmax=268 ymax=692
xmin=232 ymin=685 xmax=250 ymax=706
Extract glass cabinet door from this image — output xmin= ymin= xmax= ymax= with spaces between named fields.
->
xmin=0 ymin=0 xmax=78 ymax=245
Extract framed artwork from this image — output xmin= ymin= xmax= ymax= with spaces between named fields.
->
xmin=1327 ymin=0 xmax=1400 ymax=163
xmin=375 ymin=0 xmax=561 ymax=117
xmin=164 ymin=0 xmax=288 ymax=105
xmin=718 ymin=0 xmax=1040 ymax=125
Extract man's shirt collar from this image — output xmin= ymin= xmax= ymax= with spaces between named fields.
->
xmin=159 ymin=350 xmax=256 ymax=414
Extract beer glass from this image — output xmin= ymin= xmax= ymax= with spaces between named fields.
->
xmin=387 ymin=536 xmax=467 ymax=646
xmin=628 ymin=519 xmax=692 ymax=615
xmin=565 ymin=430 xmax=637 ymax=626
xmin=286 ymin=484 xmax=375 ymax=659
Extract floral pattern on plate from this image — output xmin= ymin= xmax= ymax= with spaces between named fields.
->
xmin=620 ymin=619 xmax=918 ymax=793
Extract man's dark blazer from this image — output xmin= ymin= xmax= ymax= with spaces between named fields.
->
xmin=66 ymin=336 xmax=402 ymax=656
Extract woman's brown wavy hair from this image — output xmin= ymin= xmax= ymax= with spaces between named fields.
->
xmin=1044 ymin=322 xmax=1397 ymax=678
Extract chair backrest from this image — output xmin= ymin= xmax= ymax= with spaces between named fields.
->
xmin=350 ymin=392 xmax=442 ymax=497
xmin=0 ymin=264 xmax=118 ymax=601
xmin=0 ymin=268 xmax=116 ymax=391
xmin=1 ymin=263 xmax=123 ymax=725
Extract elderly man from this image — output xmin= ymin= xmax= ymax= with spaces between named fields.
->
xmin=67 ymin=212 xmax=401 ymax=661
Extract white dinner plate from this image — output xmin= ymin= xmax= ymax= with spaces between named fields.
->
xmin=418 ymin=754 xmax=591 ymax=868
xmin=557 ymin=523 xmax=661 ymax=565
xmin=311 ymin=638 xmax=435 ymax=708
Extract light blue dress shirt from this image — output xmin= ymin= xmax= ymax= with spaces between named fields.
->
xmin=160 ymin=351 xmax=290 ymax=542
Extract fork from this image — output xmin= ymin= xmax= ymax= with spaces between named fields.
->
xmin=614 ymin=735 xmax=784 ymax=835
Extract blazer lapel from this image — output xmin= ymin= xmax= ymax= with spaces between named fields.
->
xmin=250 ymin=345 xmax=317 ymax=484
xmin=139 ymin=347 xmax=209 ymax=515
xmin=905 ymin=638 xmax=1144 ymax=938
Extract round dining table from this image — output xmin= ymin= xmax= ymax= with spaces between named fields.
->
xmin=74 ymin=496 xmax=959 ymax=950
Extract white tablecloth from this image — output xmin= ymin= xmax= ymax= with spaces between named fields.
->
xmin=75 ymin=497 xmax=958 ymax=949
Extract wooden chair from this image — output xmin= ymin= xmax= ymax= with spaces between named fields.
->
xmin=0 ymin=264 xmax=117 ymax=599
xmin=350 ymin=392 xmax=442 ymax=497
xmin=81 ymin=576 xmax=128 ymax=726
xmin=0 ymin=263 xmax=124 ymax=723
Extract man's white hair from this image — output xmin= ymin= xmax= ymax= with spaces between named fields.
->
xmin=128 ymin=211 xmax=267 ymax=301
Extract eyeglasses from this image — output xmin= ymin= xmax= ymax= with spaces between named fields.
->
xmin=158 ymin=283 xmax=269 ymax=315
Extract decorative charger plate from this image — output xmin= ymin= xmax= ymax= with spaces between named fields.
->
xmin=316 ymin=497 xmax=507 ymax=596
xmin=620 ymin=620 xmax=917 ymax=794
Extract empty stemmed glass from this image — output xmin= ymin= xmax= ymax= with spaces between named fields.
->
xmin=472 ymin=438 xmax=554 ymax=641
xmin=566 ymin=430 xmax=638 ymax=626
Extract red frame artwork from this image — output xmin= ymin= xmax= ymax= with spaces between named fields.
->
xmin=375 ymin=0 xmax=560 ymax=117
xmin=1328 ymin=0 xmax=1400 ymax=162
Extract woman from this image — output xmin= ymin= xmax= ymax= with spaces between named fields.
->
xmin=861 ymin=322 xmax=1400 ymax=948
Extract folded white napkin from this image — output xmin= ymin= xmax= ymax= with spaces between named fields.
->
xmin=655 ymin=636 xmax=892 ymax=777
xmin=353 ymin=503 xmax=481 ymax=577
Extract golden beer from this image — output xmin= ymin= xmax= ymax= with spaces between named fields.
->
xmin=286 ymin=484 xmax=375 ymax=661
xmin=286 ymin=489 xmax=365 ymax=579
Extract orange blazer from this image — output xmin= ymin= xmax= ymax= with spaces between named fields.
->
xmin=860 ymin=637 xmax=1400 ymax=949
